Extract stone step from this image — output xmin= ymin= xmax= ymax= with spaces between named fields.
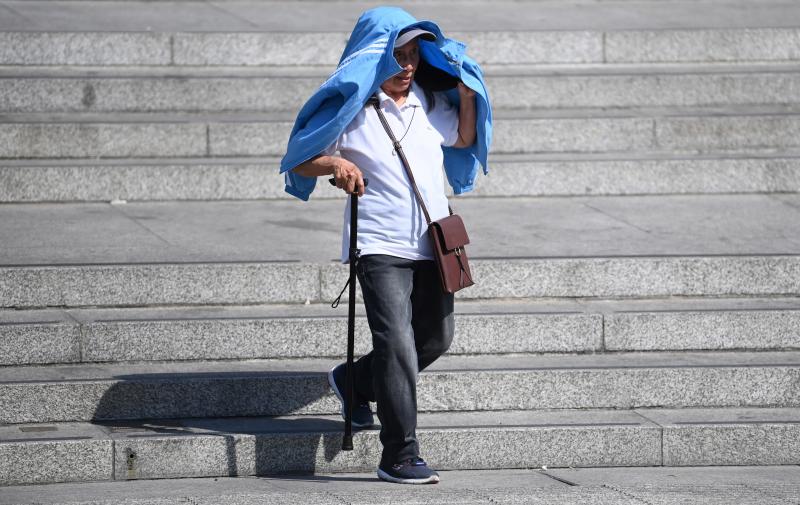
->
xmin=3 ymin=256 xmax=800 ymax=308
xmin=5 ymin=64 xmax=800 ymax=113
xmin=2 ymin=407 xmax=799 ymax=485
xmin=7 ymin=61 xmax=800 ymax=78
xmin=1 ymin=194 xmax=799 ymax=307
xmin=3 ymin=153 xmax=800 ymax=202
xmin=3 ymin=27 xmax=800 ymax=66
xmin=4 ymin=109 xmax=800 ymax=158
xmin=6 ymin=154 xmax=800 ymax=202
xmin=2 ymin=298 xmax=799 ymax=366
xmin=1 ymin=351 xmax=799 ymax=424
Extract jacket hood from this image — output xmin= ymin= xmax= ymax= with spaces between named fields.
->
xmin=329 ymin=7 xmax=458 ymax=98
xmin=280 ymin=6 xmax=492 ymax=200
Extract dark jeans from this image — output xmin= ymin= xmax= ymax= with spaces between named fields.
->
xmin=351 ymin=254 xmax=455 ymax=467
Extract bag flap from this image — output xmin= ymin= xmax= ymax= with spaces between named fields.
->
xmin=431 ymin=214 xmax=470 ymax=251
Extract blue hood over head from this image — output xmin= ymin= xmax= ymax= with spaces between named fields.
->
xmin=279 ymin=6 xmax=492 ymax=200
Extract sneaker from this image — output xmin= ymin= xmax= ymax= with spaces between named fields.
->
xmin=328 ymin=363 xmax=374 ymax=428
xmin=378 ymin=457 xmax=440 ymax=484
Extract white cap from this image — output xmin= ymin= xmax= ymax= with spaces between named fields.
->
xmin=395 ymin=28 xmax=436 ymax=48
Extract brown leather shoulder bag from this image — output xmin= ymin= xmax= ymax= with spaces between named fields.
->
xmin=369 ymin=96 xmax=475 ymax=294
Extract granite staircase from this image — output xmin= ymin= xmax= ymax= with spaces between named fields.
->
xmin=1 ymin=0 xmax=799 ymax=487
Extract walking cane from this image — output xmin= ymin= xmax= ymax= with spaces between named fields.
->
xmin=329 ymin=176 xmax=368 ymax=451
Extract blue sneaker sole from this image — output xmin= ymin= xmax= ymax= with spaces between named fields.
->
xmin=327 ymin=365 xmax=374 ymax=429
xmin=377 ymin=467 xmax=440 ymax=484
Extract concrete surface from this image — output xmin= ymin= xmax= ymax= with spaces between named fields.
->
xmin=2 ymin=194 xmax=800 ymax=264
xmin=2 ymin=154 xmax=799 ymax=202
xmin=3 ymin=297 xmax=798 ymax=365
xmin=2 ymin=1 xmax=800 ymax=32
xmin=10 ymin=66 xmax=800 ymax=114
xmin=5 ymin=27 xmax=800 ymax=66
xmin=2 ymin=0 xmax=799 ymax=496
xmin=2 ymin=409 xmax=800 ymax=485
xmin=1 ymin=1 xmax=800 ymax=32
xmin=4 ymin=256 xmax=800 ymax=308
xmin=1 ymin=351 xmax=798 ymax=423
xmin=2 ymin=193 xmax=799 ymax=306
xmin=5 ymin=111 xmax=800 ymax=158
xmin=2 ymin=467 xmax=798 ymax=505
xmin=605 ymin=309 xmax=800 ymax=351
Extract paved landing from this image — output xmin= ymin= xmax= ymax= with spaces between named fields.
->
xmin=1 ymin=467 xmax=799 ymax=505
xmin=2 ymin=0 xmax=800 ymax=32
xmin=3 ymin=194 xmax=800 ymax=265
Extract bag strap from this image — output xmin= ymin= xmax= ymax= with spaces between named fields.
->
xmin=368 ymin=95 xmax=433 ymax=225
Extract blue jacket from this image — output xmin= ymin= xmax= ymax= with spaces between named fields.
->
xmin=279 ymin=6 xmax=492 ymax=200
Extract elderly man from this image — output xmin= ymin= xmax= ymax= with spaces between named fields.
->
xmin=281 ymin=7 xmax=491 ymax=484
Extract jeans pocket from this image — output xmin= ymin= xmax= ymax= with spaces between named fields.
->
xmin=356 ymin=255 xmax=364 ymax=274
xmin=357 ymin=253 xmax=385 ymax=280
xmin=356 ymin=254 xmax=370 ymax=286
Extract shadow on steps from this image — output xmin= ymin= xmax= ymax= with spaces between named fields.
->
xmin=89 ymin=369 xmax=376 ymax=478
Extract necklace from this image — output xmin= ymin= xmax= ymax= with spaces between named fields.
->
xmin=391 ymin=105 xmax=416 ymax=156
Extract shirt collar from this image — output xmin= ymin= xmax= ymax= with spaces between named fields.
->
xmin=407 ymin=81 xmax=424 ymax=108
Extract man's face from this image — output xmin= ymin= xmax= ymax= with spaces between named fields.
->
xmin=382 ymin=38 xmax=420 ymax=95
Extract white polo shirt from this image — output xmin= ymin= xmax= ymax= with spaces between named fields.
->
xmin=324 ymin=81 xmax=460 ymax=262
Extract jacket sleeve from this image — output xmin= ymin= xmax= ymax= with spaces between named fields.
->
xmin=280 ymin=92 xmax=349 ymax=200
xmin=442 ymin=55 xmax=492 ymax=194
xmin=283 ymin=169 xmax=317 ymax=201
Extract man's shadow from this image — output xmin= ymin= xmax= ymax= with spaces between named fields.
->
xmin=91 ymin=369 xmax=378 ymax=478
